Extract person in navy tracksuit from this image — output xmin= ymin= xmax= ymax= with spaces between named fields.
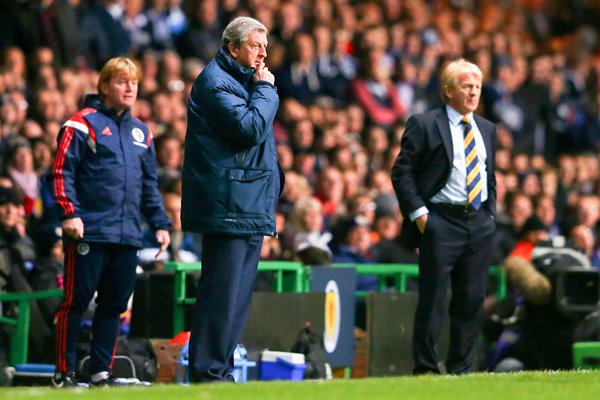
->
xmin=181 ymin=16 xmax=282 ymax=383
xmin=51 ymin=57 xmax=171 ymax=387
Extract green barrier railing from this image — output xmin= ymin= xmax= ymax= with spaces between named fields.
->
xmin=488 ymin=265 xmax=507 ymax=300
xmin=0 ymin=289 xmax=64 ymax=365
xmin=0 ymin=263 xmax=506 ymax=365
xmin=331 ymin=263 xmax=506 ymax=300
xmin=164 ymin=262 xmax=506 ymax=336
xmin=163 ymin=261 xmax=306 ymax=336
xmin=330 ymin=263 xmax=419 ymax=296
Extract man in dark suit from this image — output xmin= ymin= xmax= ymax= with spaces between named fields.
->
xmin=391 ymin=59 xmax=497 ymax=375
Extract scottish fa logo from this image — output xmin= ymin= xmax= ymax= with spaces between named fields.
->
xmin=131 ymin=128 xmax=144 ymax=142
xmin=324 ymin=280 xmax=341 ymax=353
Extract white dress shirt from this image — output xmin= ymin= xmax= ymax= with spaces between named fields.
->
xmin=409 ymin=106 xmax=488 ymax=221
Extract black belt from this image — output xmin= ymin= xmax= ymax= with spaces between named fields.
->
xmin=428 ymin=202 xmax=485 ymax=217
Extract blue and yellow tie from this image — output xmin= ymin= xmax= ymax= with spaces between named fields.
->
xmin=462 ymin=117 xmax=482 ymax=210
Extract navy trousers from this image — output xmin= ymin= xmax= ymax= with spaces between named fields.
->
xmin=188 ymin=234 xmax=263 ymax=382
xmin=55 ymin=241 xmax=138 ymax=374
xmin=413 ymin=206 xmax=495 ymax=375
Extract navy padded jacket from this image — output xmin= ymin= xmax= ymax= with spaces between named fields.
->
xmin=181 ymin=47 xmax=280 ymax=236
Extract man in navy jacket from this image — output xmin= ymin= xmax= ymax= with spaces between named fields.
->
xmin=52 ymin=57 xmax=171 ymax=387
xmin=181 ymin=16 xmax=280 ymax=383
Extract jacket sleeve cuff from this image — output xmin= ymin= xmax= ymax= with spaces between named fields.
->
xmin=153 ymin=221 xmax=173 ymax=231
xmin=409 ymin=206 xmax=428 ymax=222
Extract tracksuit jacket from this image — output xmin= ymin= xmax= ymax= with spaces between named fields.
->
xmin=52 ymin=94 xmax=171 ymax=247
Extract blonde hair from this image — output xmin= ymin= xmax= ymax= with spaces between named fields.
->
xmin=290 ymin=197 xmax=323 ymax=231
xmin=97 ymin=57 xmax=141 ymax=95
xmin=439 ymin=58 xmax=482 ymax=102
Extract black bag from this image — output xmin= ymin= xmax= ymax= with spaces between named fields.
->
xmin=79 ymin=337 xmax=157 ymax=382
xmin=290 ymin=323 xmax=328 ymax=379
xmin=117 ymin=337 xmax=157 ymax=382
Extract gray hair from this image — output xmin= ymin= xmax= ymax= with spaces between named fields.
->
xmin=222 ymin=16 xmax=268 ymax=48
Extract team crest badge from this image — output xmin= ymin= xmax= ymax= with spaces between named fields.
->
xmin=324 ymin=280 xmax=341 ymax=353
xmin=77 ymin=242 xmax=90 ymax=256
xmin=131 ymin=128 xmax=144 ymax=142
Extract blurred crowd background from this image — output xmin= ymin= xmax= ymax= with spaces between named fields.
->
xmin=1 ymin=0 xmax=600 ymax=361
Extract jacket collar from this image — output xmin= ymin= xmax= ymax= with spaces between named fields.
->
xmin=83 ymin=94 xmax=132 ymax=122
xmin=435 ymin=107 xmax=453 ymax=171
xmin=446 ymin=105 xmax=474 ymax=127
xmin=215 ymin=47 xmax=255 ymax=86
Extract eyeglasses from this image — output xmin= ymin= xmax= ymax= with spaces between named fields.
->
xmin=357 ymin=202 xmax=376 ymax=212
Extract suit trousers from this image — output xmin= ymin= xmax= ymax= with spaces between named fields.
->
xmin=188 ymin=234 xmax=263 ymax=382
xmin=413 ymin=205 xmax=495 ymax=375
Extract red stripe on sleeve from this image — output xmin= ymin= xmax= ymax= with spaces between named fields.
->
xmin=53 ymin=126 xmax=76 ymax=215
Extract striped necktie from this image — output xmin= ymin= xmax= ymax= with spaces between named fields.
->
xmin=461 ymin=117 xmax=482 ymax=210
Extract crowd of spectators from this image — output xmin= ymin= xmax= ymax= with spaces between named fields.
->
xmin=1 ymin=0 xmax=600 ymax=364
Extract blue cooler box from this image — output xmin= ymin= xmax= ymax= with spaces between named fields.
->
xmin=259 ymin=351 xmax=306 ymax=381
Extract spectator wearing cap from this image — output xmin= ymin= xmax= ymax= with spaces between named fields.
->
xmin=331 ymin=215 xmax=376 ymax=288
xmin=0 ymin=186 xmax=51 ymax=361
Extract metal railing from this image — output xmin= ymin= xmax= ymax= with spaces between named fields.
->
xmin=0 ymin=289 xmax=63 ymax=365
xmin=163 ymin=262 xmax=506 ymax=336
xmin=0 ymin=263 xmax=506 ymax=364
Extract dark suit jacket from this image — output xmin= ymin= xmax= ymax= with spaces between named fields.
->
xmin=391 ymin=107 xmax=497 ymax=249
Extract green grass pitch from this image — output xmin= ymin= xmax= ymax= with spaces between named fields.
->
xmin=3 ymin=370 xmax=600 ymax=400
